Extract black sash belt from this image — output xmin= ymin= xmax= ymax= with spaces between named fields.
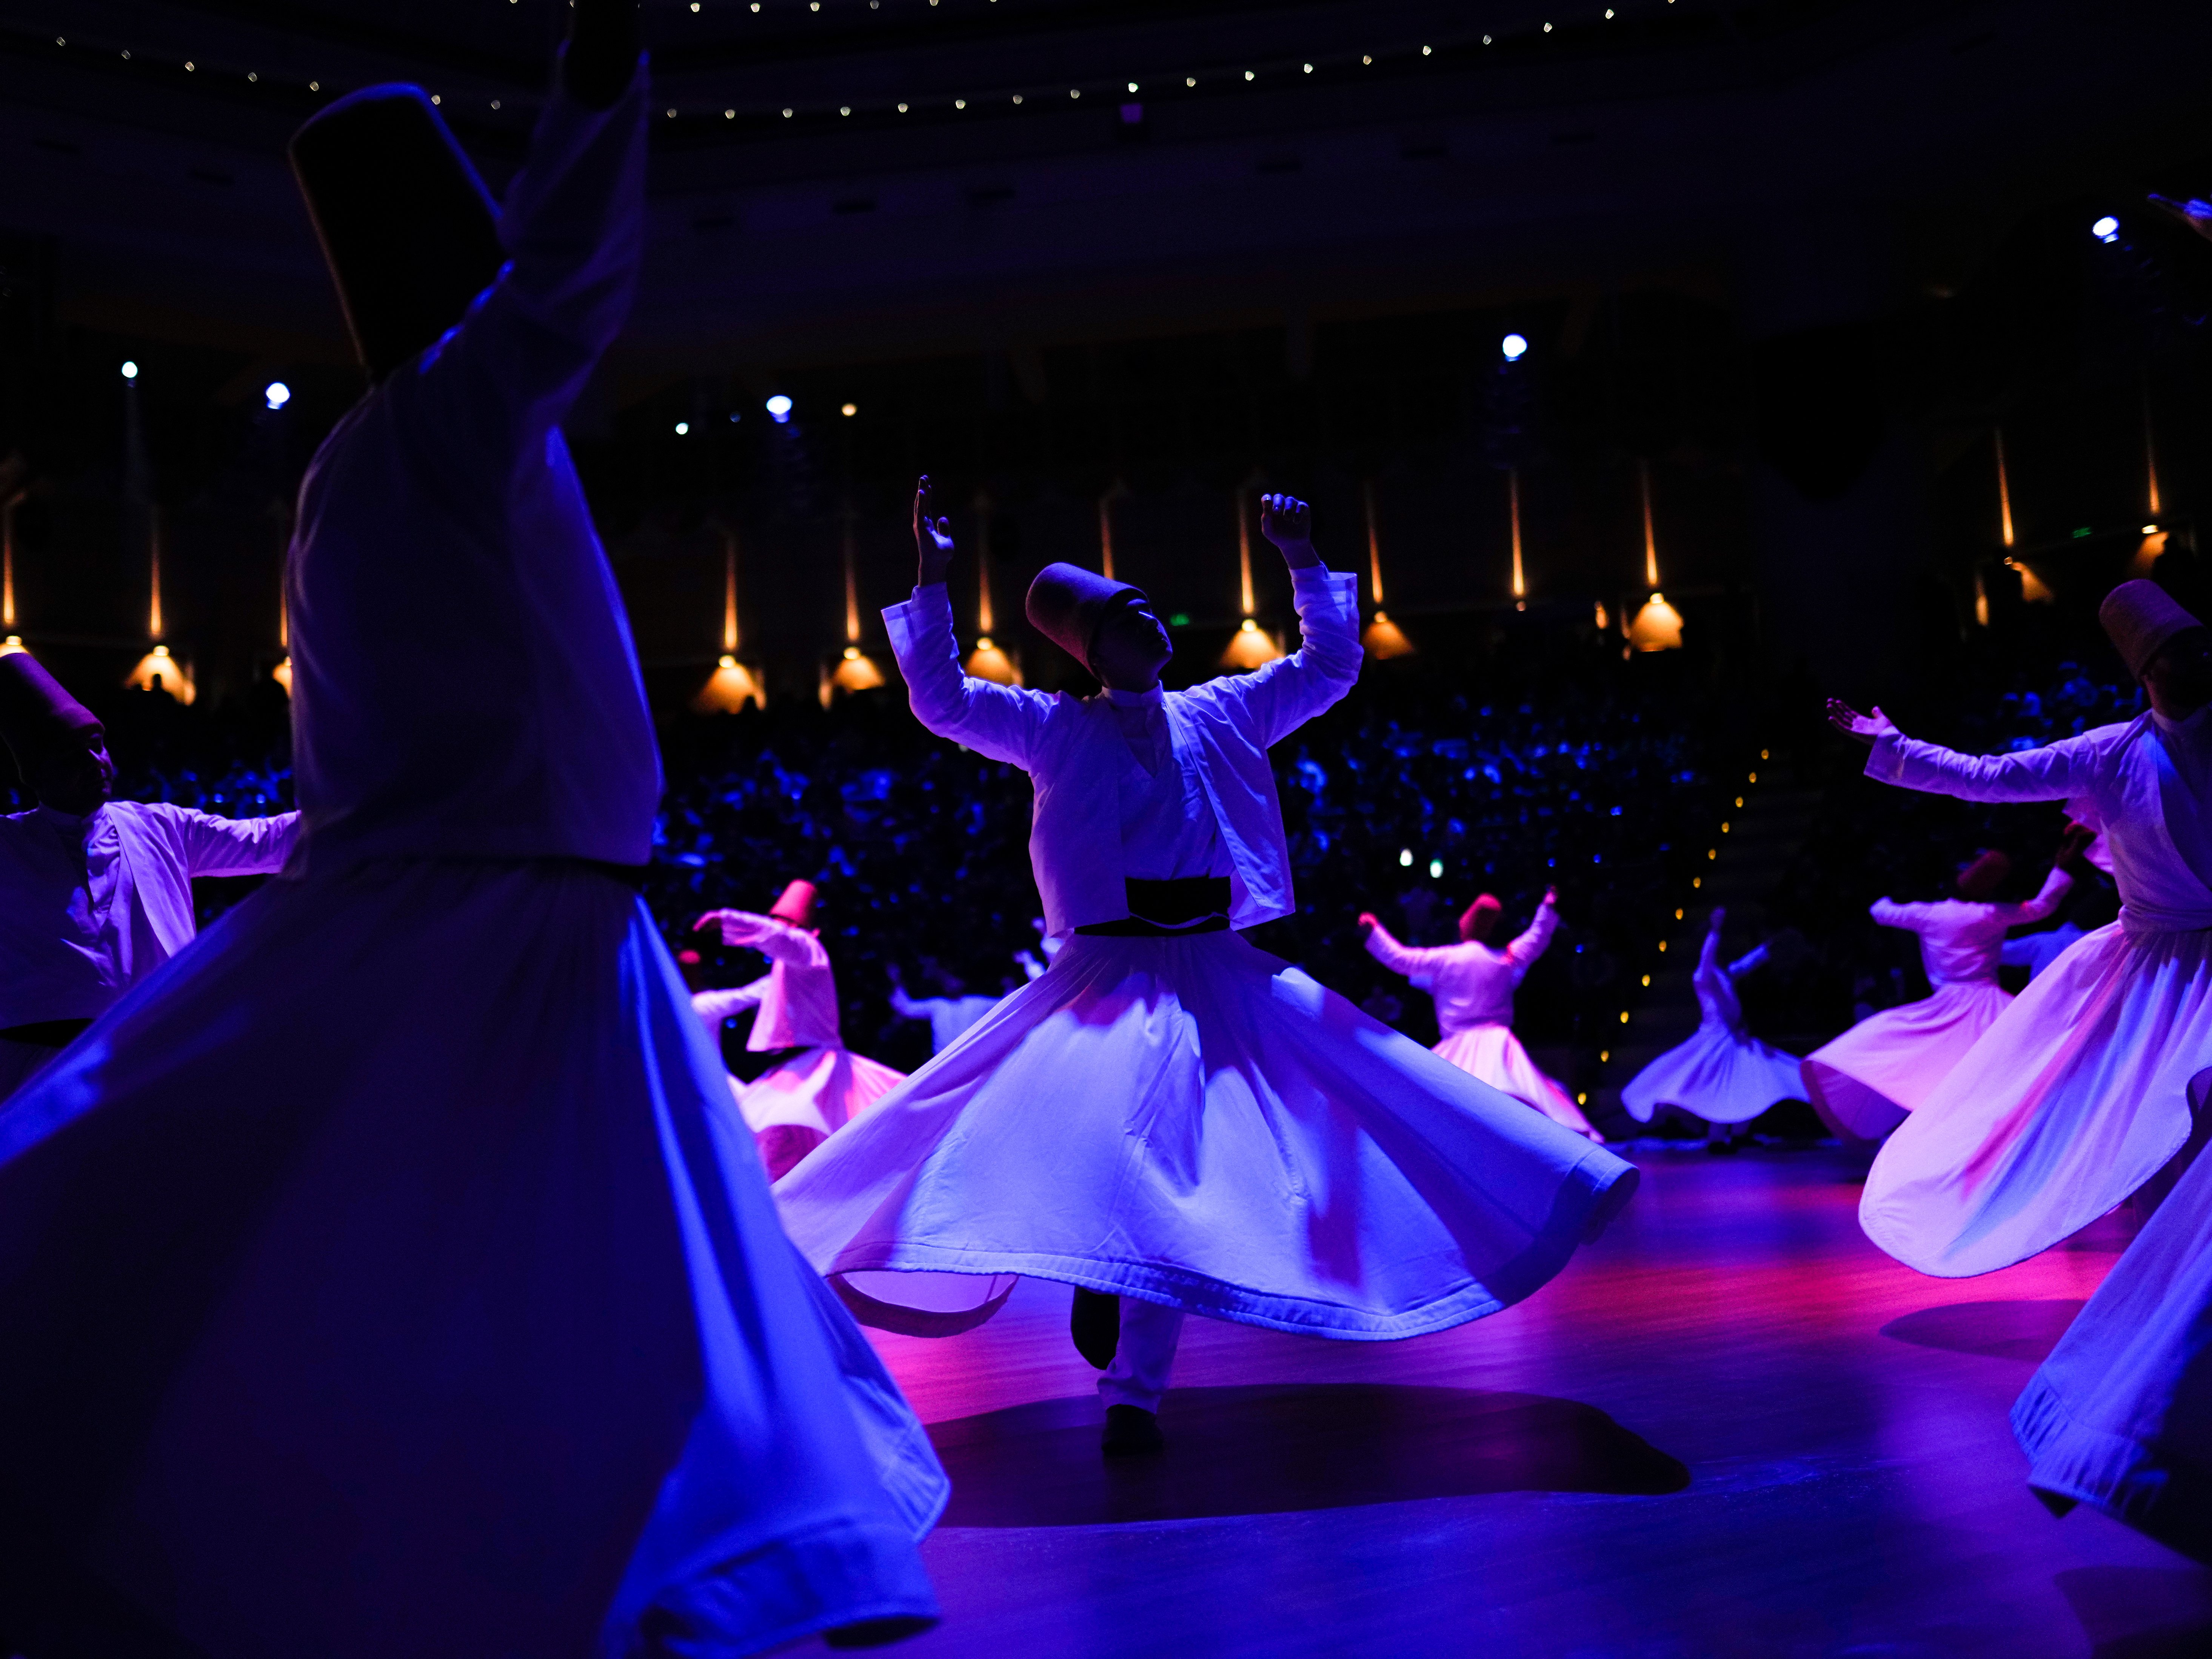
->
xmin=1076 ymin=876 xmax=1232 ymax=937
xmin=0 ymin=1017 xmax=94 ymax=1050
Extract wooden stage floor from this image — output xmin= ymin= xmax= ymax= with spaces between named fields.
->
xmin=850 ymin=1147 xmax=2212 ymax=1658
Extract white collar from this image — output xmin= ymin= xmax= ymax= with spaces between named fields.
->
xmin=2153 ymin=704 xmax=2212 ymax=738
xmin=1104 ymin=684 xmax=1165 ymax=709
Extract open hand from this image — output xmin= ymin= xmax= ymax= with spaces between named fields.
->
xmin=2057 ymin=821 xmax=2099 ymax=871
xmin=1356 ymin=911 xmax=1379 ymax=937
xmin=2149 ymin=194 xmax=2212 ymax=245
xmin=913 ymin=475 xmax=955 ymax=586
xmin=1541 ymin=886 xmax=1558 ymax=908
xmin=1259 ymin=492 xmax=1321 ymax=569
xmin=1826 ymin=699 xmax=1896 ymax=746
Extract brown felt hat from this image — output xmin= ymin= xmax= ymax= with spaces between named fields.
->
xmin=2100 ymin=580 xmax=2205 ymax=680
xmin=0 ymin=651 xmax=102 ymax=777
xmin=1459 ymin=894 xmax=1504 ymax=942
xmin=1025 ymin=563 xmax=1141 ymax=674
xmin=1956 ymin=849 xmax=2012 ymax=902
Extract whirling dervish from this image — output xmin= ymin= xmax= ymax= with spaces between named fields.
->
xmin=1358 ymin=887 xmax=1604 ymax=1141
xmin=0 ymin=8 xmax=946 ymax=1653
xmin=1799 ymin=834 xmax=2082 ymax=1142
xmin=775 ymin=477 xmax=1638 ymax=1458
xmin=692 ymin=879 xmax=906 ymax=1180
xmin=1833 ymin=579 xmax=2212 ymax=1278
xmin=1621 ymin=907 xmax=1806 ymax=1144
xmin=0 ymin=651 xmax=299 ymax=1102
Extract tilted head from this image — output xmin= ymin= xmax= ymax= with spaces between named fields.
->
xmin=1459 ymin=894 xmax=1504 ymax=943
xmin=1956 ymin=849 xmax=2012 ymax=902
xmin=0 ymin=651 xmax=113 ymax=815
xmin=2101 ymin=579 xmax=2212 ymax=720
xmin=769 ymin=878 xmax=818 ymax=929
xmin=1026 ymin=562 xmax=1173 ymax=692
xmin=289 ymin=86 xmax=506 ymax=383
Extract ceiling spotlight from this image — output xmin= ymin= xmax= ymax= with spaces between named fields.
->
xmin=2092 ymin=215 xmax=2120 ymax=243
xmin=674 ymin=421 xmax=689 ymax=435
xmin=1185 ymin=76 xmax=1196 ymax=87
xmin=1302 ymin=62 xmax=1313 ymax=73
xmin=1501 ymin=333 xmax=1529 ymax=360
xmin=1243 ymin=69 xmax=1255 ymax=81
xmin=121 ymin=360 xmax=139 ymax=381
xmin=1128 ymin=81 xmax=1138 ymax=92
xmin=840 ymin=402 xmax=858 ymax=417
xmin=766 ymin=394 xmax=793 ymax=423
xmin=263 ymin=381 xmax=290 ymax=409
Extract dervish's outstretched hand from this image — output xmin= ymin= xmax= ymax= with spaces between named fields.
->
xmin=1356 ymin=911 xmax=1380 ymax=937
xmin=1707 ymin=905 xmax=1728 ymax=933
xmin=1258 ymin=492 xmax=1322 ymax=570
xmin=1541 ymin=886 xmax=1559 ymax=908
xmin=2149 ymin=194 xmax=2212 ymax=245
xmin=2056 ymin=821 xmax=2098 ymax=873
xmin=1826 ymin=699 xmax=1897 ymax=746
xmin=913 ymin=475 xmax=955 ymax=588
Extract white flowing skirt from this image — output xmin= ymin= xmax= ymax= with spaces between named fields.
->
xmin=1801 ymin=980 xmax=2013 ymax=1141
xmin=774 ymin=931 xmax=1639 ymax=1342
xmin=0 ymin=859 xmax=944 ymax=1659
xmin=731 ymin=1046 xmax=907 ymax=1182
xmin=1620 ymin=1022 xmax=1807 ymax=1126
xmin=1432 ymin=1023 xmax=1602 ymax=1139
xmin=2013 ymin=1128 xmax=2212 ymax=1563
xmin=1862 ymin=922 xmax=2212 ymax=1277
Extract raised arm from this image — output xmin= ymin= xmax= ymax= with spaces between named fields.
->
xmin=1869 ymin=898 xmax=1934 ymax=932
xmin=1501 ymin=890 xmax=1560 ymax=970
xmin=1191 ymin=494 xmax=1361 ymax=747
xmin=698 ymin=909 xmax=830 ymax=973
xmin=882 ymin=476 xmax=1058 ymax=766
xmin=1696 ymin=909 xmax=1727 ymax=980
xmin=160 ymin=805 xmax=302 ymax=878
xmin=1358 ymin=914 xmax=1455 ymax=982
xmin=415 ymin=3 xmax=647 ymax=445
xmin=1994 ymin=863 xmax=2076 ymax=930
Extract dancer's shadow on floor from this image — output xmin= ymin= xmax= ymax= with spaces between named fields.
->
xmin=1880 ymin=1299 xmax=2085 ymax=1363
xmin=931 ymin=1383 xmax=1689 ymax=1527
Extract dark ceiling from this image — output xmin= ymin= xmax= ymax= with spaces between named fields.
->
xmin=8 ymin=0 xmax=2210 ymax=389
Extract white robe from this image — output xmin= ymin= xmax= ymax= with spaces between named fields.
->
xmin=1801 ymin=870 xmax=2069 ymax=1141
xmin=0 ymin=801 xmax=297 ymax=1099
xmin=1856 ymin=712 xmax=2212 ymax=1276
xmin=692 ymin=918 xmax=904 ymax=1180
xmin=0 ymin=63 xmax=942 ymax=1658
xmin=773 ymin=569 xmax=1639 ymax=1342
xmin=1361 ymin=902 xmax=1600 ymax=1139
xmin=1622 ymin=934 xmax=1806 ymax=1127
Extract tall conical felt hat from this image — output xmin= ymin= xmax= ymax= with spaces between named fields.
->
xmin=1956 ymin=849 xmax=2012 ymax=901
xmin=2100 ymin=579 xmax=2204 ymax=680
xmin=1459 ymin=894 xmax=1503 ymax=941
xmin=289 ymin=85 xmax=505 ymax=382
xmin=1025 ymin=563 xmax=1140 ymax=673
xmin=769 ymin=879 xmax=817 ymax=926
xmin=0 ymin=651 xmax=101 ymax=777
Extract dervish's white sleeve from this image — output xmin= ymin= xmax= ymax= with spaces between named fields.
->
xmin=692 ymin=979 xmax=768 ymax=1023
xmin=408 ymin=53 xmax=649 ymax=463
xmin=1500 ymin=899 xmax=1559 ymax=970
xmin=718 ymin=913 xmax=830 ymax=972
xmin=1869 ymin=898 xmax=1934 ymax=932
xmin=881 ymin=584 xmax=1058 ymax=766
xmin=155 ymin=806 xmax=301 ymax=877
xmin=1996 ymin=865 xmax=2074 ymax=928
xmin=1866 ymin=726 xmax=2117 ymax=806
xmin=1726 ymin=943 xmax=1770 ymax=979
xmin=887 ymin=985 xmax=938 ymax=1022
xmin=1200 ymin=568 xmax=1362 ymax=748
xmin=1362 ymin=921 xmax=1453 ymax=985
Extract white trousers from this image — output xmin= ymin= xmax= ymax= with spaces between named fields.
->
xmin=1099 ymin=1296 xmax=1185 ymax=1413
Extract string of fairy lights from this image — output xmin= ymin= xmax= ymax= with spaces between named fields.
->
xmin=34 ymin=2 xmax=1691 ymax=132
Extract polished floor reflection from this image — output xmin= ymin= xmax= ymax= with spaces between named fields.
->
xmin=859 ymin=1148 xmax=2212 ymax=1658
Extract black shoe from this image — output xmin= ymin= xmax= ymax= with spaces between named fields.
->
xmin=1102 ymin=1403 xmax=1165 ymax=1456
xmin=1070 ymin=1287 xmax=1121 ymax=1370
